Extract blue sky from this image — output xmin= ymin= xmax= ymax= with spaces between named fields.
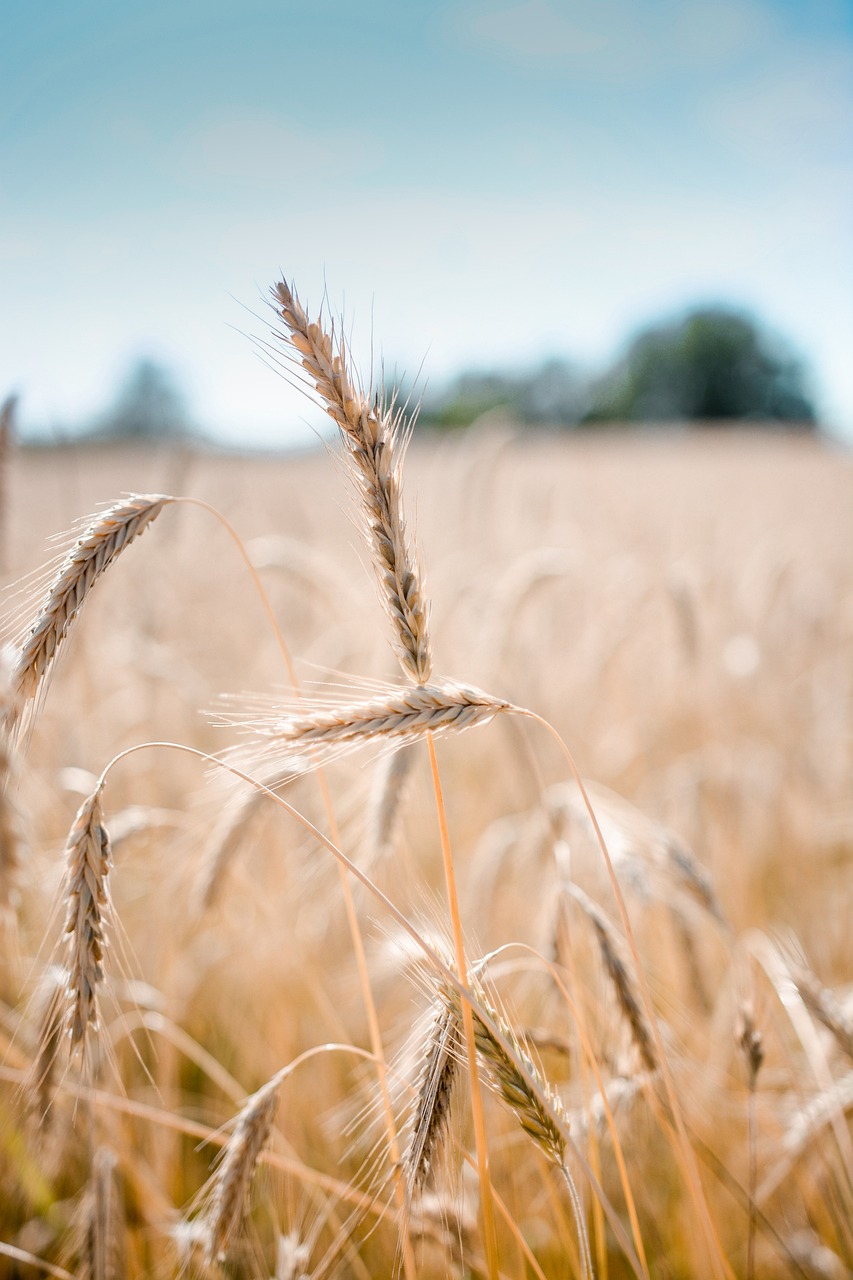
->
xmin=3 ymin=0 xmax=852 ymax=445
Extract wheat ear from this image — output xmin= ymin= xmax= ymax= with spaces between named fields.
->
xmin=462 ymin=983 xmax=594 ymax=1280
xmin=203 ymin=1073 xmax=280 ymax=1263
xmin=78 ymin=1147 xmax=125 ymax=1280
xmin=61 ymin=783 xmax=112 ymax=1059
xmin=405 ymin=983 xmax=463 ymax=1197
xmin=8 ymin=494 xmax=171 ymax=724
xmin=564 ymin=883 xmax=658 ymax=1074
xmin=255 ymin=682 xmax=510 ymax=760
xmin=787 ymin=957 xmax=853 ymax=1063
xmin=366 ymin=742 xmax=416 ymax=867
xmin=273 ymin=280 xmax=431 ymax=684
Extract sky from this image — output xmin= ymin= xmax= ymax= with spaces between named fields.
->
xmin=2 ymin=0 xmax=852 ymax=447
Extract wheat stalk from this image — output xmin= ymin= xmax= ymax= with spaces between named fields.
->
xmin=8 ymin=494 xmax=171 ymax=724
xmin=272 ymin=280 xmax=431 ymax=684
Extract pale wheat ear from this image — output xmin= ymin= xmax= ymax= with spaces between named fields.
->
xmin=272 ymin=280 xmax=432 ymax=685
xmin=72 ymin=1146 xmax=126 ymax=1280
xmin=201 ymin=1073 xmax=281 ymax=1265
xmin=60 ymin=782 xmax=112 ymax=1067
xmin=6 ymin=494 xmax=171 ymax=729
xmin=562 ymin=882 xmax=658 ymax=1075
xmin=405 ymin=980 xmax=463 ymax=1199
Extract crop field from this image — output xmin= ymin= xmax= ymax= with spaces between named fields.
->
xmin=0 ymin=307 xmax=851 ymax=1279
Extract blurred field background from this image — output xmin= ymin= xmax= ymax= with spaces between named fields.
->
xmin=0 ymin=424 xmax=851 ymax=1277
xmin=3 ymin=0 xmax=853 ymax=1272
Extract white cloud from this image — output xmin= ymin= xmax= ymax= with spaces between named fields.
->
xmin=163 ymin=108 xmax=385 ymax=187
xmin=701 ymin=45 xmax=853 ymax=162
xmin=452 ymin=0 xmax=774 ymax=80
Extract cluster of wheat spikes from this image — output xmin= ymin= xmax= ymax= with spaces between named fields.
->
xmin=0 ymin=277 xmax=850 ymax=1278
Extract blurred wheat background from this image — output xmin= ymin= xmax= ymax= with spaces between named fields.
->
xmin=0 ymin=407 xmax=850 ymax=1277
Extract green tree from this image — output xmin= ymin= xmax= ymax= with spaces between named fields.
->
xmin=425 ymin=357 xmax=588 ymax=428
xmin=587 ymin=307 xmax=815 ymax=424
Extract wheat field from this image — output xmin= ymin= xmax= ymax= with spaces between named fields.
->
xmin=0 ymin=298 xmax=851 ymax=1279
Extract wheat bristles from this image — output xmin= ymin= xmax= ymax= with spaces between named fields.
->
xmin=273 ymin=280 xmax=432 ymax=684
xmin=62 ymin=784 xmax=112 ymax=1055
xmin=8 ymin=494 xmax=170 ymax=722
xmin=405 ymin=985 xmax=463 ymax=1197
xmin=203 ymin=1073 xmax=280 ymax=1263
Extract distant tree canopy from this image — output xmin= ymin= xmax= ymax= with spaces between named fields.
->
xmin=91 ymin=359 xmax=193 ymax=441
xmin=586 ymin=307 xmax=816 ymax=425
xmin=425 ymin=357 xmax=589 ymax=428
xmin=423 ymin=306 xmax=816 ymax=430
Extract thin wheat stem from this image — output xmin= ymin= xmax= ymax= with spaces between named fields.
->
xmin=426 ymin=731 xmax=500 ymax=1280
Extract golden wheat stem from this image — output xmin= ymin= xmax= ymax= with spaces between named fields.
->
xmin=0 ymin=1242 xmax=75 ymax=1279
xmin=426 ymin=731 xmax=500 ymax=1280
xmin=534 ymin=946 xmax=651 ymax=1278
xmin=316 ymin=763 xmax=418 ymax=1280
